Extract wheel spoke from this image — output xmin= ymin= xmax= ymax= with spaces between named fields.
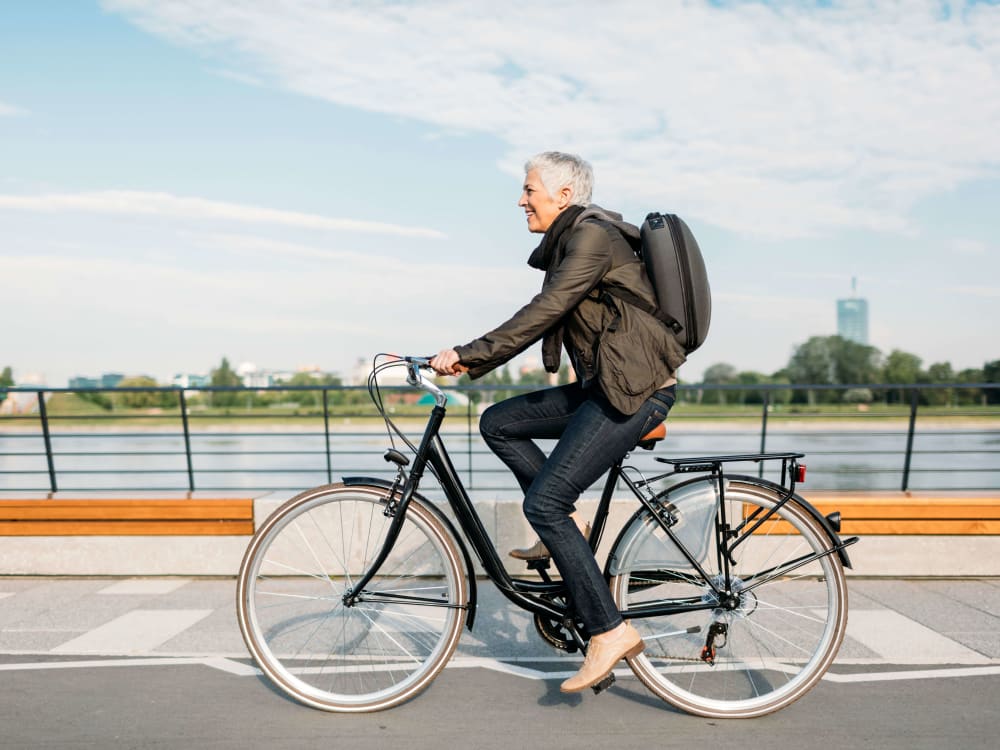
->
xmin=611 ymin=479 xmax=846 ymax=718
xmin=237 ymin=486 xmax=465 ymax=711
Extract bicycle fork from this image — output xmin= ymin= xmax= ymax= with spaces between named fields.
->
xmin=342 ymin=405 xmax=447 ymax=607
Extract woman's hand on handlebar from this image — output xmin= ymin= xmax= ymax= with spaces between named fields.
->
xmin=429 ymin=349 xmax=466 ymax=376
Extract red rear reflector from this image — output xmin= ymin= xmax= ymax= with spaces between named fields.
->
xmin=796 ymin=464 xmax=807 ymax=483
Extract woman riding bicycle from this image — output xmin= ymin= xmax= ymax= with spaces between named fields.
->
xmin=430 ymin=151 xmax=686 ymax=693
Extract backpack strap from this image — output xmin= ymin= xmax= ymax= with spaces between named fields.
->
xmin=581 ymin=215 xmax=686 ymax=337
xmin=602 ymin=286 xmax=685 ymax=336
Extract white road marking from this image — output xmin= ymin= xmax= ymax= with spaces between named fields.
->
xmin=0 ymin=657 xmax=210 ymax=671
xmin=0 ymin=593 xmax=15 ymax=600
xmin=0 ymin=655 xmax=997 ymax=687
xmin=845 ymin=610 xmax=989 ymax=664
xmin=200 ymin=657 xmax=261 ymax=676
xmin=98 ymin=579 xmax=191 ymax=595
xmin=822 ymin=666 xmax=1000 ymax=683
xmin=51 ymin=610 xmax=213 ymax=654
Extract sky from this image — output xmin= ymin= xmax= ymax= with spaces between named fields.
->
xmin=2 ymin=0 xmax=998 ymax=388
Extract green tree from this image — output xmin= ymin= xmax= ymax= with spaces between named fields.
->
xmin=210 ymin=357 xmax=243 ymax=407
xmin=955 ymin=367 xmax=985 ymax=406
xmin=734 ymin=370 xmax=769 ymax=405
xmin=786 ymin=337 xmax=835 ymax=405
xmin=114 ymin=376 xmax=179 ymax=410
xmin=924 ymin=361 xmax=955 ymax=406
xmin=882 ymin=349 xmax=922 ymax=404
xmin=0 ymin=365 xmax=12 ymax=400
xmin=77 ymin=390 xmax=113 ymax=411
xmin=702 ymin=362 xmax=738 ymax=405
xmin=280 ymin=371 xmax=343 ymax=408
xmin=983 ymin=359 xmax=1000 ymax=404
xmin=828 ymin=337 xmax=882 ymax=386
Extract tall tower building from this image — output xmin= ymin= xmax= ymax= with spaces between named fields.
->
xmin=837 ymin=277 xmax=869 ymax=345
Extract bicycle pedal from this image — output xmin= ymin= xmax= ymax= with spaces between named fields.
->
xmin=591 ymin=673 xmax=616 ymax=694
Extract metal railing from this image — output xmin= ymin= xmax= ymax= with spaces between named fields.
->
xmin=1 ymin=382 xmax=997 ymax=494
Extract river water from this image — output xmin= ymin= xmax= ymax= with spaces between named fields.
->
xmin=2 ymin=420 xmax=997 ymax=500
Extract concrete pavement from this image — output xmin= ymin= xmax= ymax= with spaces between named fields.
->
xmin=0 ymin=577 xmax=998 ymax=748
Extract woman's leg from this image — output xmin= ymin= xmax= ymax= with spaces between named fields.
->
xmin=523 ymin=388 xmax=674 ymax=636
xmin=478 ymin=383 xmax=589 ymax=493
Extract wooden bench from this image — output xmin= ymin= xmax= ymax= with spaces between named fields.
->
xmin=0 ymin=497 xmax=255 ymax=536
xmin=759 ymin=492 xmax=1000 ymax=535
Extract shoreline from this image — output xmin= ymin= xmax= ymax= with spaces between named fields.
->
xmin=1 ymin=416 xmax=997 ymax=434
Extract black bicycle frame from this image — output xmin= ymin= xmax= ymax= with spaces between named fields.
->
xmin=346 ymin=380 xmax=857 ymax=631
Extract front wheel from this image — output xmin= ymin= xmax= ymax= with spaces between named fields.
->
xmin=609 ymin=477 xmax=848 ymax=718
xmin=236 ymin=483 xmax=468 ymax=712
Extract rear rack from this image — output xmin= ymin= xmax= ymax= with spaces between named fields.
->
xmin=656 ymin=452 xmax=805 ymax=486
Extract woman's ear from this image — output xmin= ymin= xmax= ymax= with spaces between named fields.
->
xmin=557 ymin=185 xmax=574 ymax=209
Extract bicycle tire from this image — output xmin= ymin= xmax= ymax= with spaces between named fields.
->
xmin=609 ymin=476 xmax=848 ymax=718
xmin=236 ymin=483 xmax=468 ymax=712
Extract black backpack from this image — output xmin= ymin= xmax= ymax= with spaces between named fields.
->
xmin=605 ymin=212 xmax=712 ymax=354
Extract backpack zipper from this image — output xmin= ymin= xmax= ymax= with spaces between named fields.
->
xmin=665 ymin=214 xmax=698 ymax=351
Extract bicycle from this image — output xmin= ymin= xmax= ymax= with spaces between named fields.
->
xmin=236 ymin=355 xmax=859 ymax=718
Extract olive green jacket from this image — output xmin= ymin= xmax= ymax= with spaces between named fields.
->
xmin=454 ymin=205 xmax=686 ymax=415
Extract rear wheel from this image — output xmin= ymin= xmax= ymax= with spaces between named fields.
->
xmin=236 ymin=483 xmax=468 ymax=712
xmin=610 ymin=477 xmax=847 ymax=718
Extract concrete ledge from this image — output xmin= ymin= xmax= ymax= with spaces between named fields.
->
xmin=0 ymin=535 xmax=250 ymax=575
xmin=1 ymin=491 xmax=997 ymax=576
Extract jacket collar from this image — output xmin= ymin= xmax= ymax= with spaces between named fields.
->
xmin=526 ymin=204 xmax=586 ymax=270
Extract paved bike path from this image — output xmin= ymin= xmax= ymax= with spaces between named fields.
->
xmin=2 ymin=577 xmax=998 ymax=663
xmin=0 ymin=578 xmax=998 ymax=749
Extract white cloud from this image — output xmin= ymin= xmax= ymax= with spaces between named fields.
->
xmin=103 ymin=0 xmax=1000 ymax=239
xmin=0 ymin=100 xmax=26 ymax=116
xmin=2 ymin=241 xmax=536 ymax=380
xmin=950 ymin=238 xmax=990 ymax=257
xmin=944 ymin=285 xmax=1000 ymax=299
xmin=0 ymin=190 xmax=445 ymax=238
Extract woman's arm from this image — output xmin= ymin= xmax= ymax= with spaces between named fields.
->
xmin=452 ymin=222 xmax=613 ymax=376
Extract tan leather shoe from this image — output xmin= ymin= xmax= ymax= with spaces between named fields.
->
xmin=508 ymin=521 xmax=592 ymax=561
xmin=560 ymin=623 xmax=644 ymax=693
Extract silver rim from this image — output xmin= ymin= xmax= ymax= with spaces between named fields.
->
xmin=612 ymin=480 xmax=847 ymax=718
xmin=237 ymin=484 xmax=466 ymax=712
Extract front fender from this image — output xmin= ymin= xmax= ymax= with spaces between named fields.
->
xmin=342 ymin=476 xmax=478 ymax=630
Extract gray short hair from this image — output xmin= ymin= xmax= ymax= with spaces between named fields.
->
xmin=524 ymin=151 xmax=593 ymax=205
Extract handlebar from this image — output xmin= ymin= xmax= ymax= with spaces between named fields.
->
xmin=400 ymin=356 xmax=458 ymax=409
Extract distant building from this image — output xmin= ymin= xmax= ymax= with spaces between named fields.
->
xmin=100 ymin=373 xmax=124 ymax=388
xmin=837 ymin=277 xmax=869 ymax=345
xmin=69 ymin=373 xmax=123 ymax=389
xmin=237 ymin=362 xmax=276 ymax=388
xmin=172 ymin=373 xmax=211 ymax=389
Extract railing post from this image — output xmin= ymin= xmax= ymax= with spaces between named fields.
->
xmin=323 ymin=388 xmax=332 ymax=483
xmin=178 ymin=389 xmax=195 ymax=492
xmin=901 ymin=387 xmax=919 ymax=492
xmin=467 ymin=395 xmax=474 ymax=488
xmin=758 ymin=390 xmax=770 ymax=478
xmin=37 ymin=389 xmax=58 ymax=493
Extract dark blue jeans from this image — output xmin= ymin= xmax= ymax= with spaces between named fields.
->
xmin=479 ymin=382 xmax=675 ymax=636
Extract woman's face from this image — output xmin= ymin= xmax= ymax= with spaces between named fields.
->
xmin=518 ymin=169 xmax=570 ymax=233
